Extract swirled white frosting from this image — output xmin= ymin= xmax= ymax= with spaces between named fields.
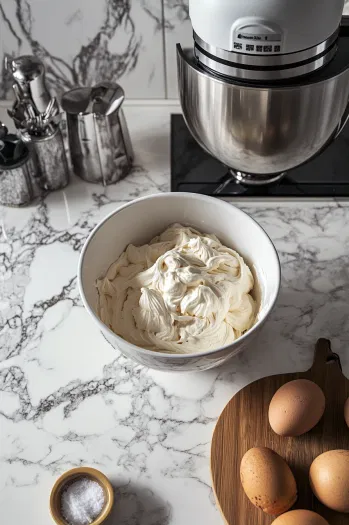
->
xmin=96 ymin=224 xmax=256 ymax=354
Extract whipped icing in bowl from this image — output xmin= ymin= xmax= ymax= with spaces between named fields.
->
xmin=96 ymin=224 xmax=256 ymax=354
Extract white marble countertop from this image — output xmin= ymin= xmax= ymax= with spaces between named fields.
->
xmin=1 ymin=103 xmax=349 ymax=525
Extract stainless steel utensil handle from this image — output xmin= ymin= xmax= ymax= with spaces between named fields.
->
xmin=335 ymin=99 xmax=349 ymax=138
xmin=118 ymin=108 xmax=134 ymax=163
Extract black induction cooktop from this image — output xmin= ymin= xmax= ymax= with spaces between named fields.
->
xmin=171 ymin=114 xmax=349 ymax=197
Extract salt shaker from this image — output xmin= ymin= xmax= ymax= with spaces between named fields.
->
xmin=62 ymin=82 xmax=133 ymax=185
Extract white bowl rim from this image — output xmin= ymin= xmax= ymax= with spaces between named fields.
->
xmin=78 ymin=192 xmax=281 ymax=360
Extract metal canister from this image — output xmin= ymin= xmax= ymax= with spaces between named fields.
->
xmin=5 ymin=54 xmax=70 ymax=193
xmin=26 ymin=126 xmax=70 ymax=192
xmin=62 ymin=83 xmax=133 ymax=185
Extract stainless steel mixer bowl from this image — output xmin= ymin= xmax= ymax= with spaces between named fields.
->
xmin=177 ymin=45 xmax=349 ymax=177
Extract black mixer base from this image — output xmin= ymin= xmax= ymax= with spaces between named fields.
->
xmin=171 ymin=114 xmax=349 ymax=198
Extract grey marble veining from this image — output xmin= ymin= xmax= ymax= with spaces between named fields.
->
xmin=0 ymin=0 xmax=165 ymax=100
xmin=162 ymin=0 xmax=192 ymax=98
xmin=1 ymin=103 xmax=349 ymax=524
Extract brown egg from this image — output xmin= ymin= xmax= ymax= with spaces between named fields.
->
xmin=272 ymin=509 xmax=329 ymax=525
xmin=344 ymin=397 xmax=349 ymax=427
xmin=240 ymin=447 xmax=297 ymax=516
xmin=269 ymin=379 xmax=325 ymax=437
xmin=310 ymin=450 xmax=349 ymax=513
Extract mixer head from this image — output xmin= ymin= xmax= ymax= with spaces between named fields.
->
xmin=190 ymin=0 xmax=344 ymax=82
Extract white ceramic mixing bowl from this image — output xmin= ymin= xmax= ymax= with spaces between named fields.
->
xmin=78 ymin=193 xmax=280 ymax=372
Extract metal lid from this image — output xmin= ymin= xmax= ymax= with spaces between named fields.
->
xmin=61 ymin=83 xmax=125 ymax=116
xmin=61 ymin=87 xmax=93 ymax=115
xmin=0 ymin=122 xmax=29 ymax=169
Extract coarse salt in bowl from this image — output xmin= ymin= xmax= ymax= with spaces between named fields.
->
xmin=50 ymin=467 xmax=114 ymax=525
xmin=78 ymin=193 xmax=280 ymax=372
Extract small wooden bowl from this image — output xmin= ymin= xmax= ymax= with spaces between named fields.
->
xmin=50 ymin=467 xmax=114 ymax=525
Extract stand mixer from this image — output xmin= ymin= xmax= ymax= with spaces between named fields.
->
xmin=177 ymin=0 xmax=349 ymax=185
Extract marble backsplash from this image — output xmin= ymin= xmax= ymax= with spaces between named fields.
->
xmin=1 ymin=1 xmax=349 ymax=101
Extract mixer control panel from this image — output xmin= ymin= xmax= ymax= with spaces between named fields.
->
xmin=232 ymin=18 xmax=283 ymax=55
xmin=233 ymin=40 xmax=282 ymax=54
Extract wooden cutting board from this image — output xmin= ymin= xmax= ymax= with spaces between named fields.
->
xmin=211 ymin=339 xmax=349 ymax=525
